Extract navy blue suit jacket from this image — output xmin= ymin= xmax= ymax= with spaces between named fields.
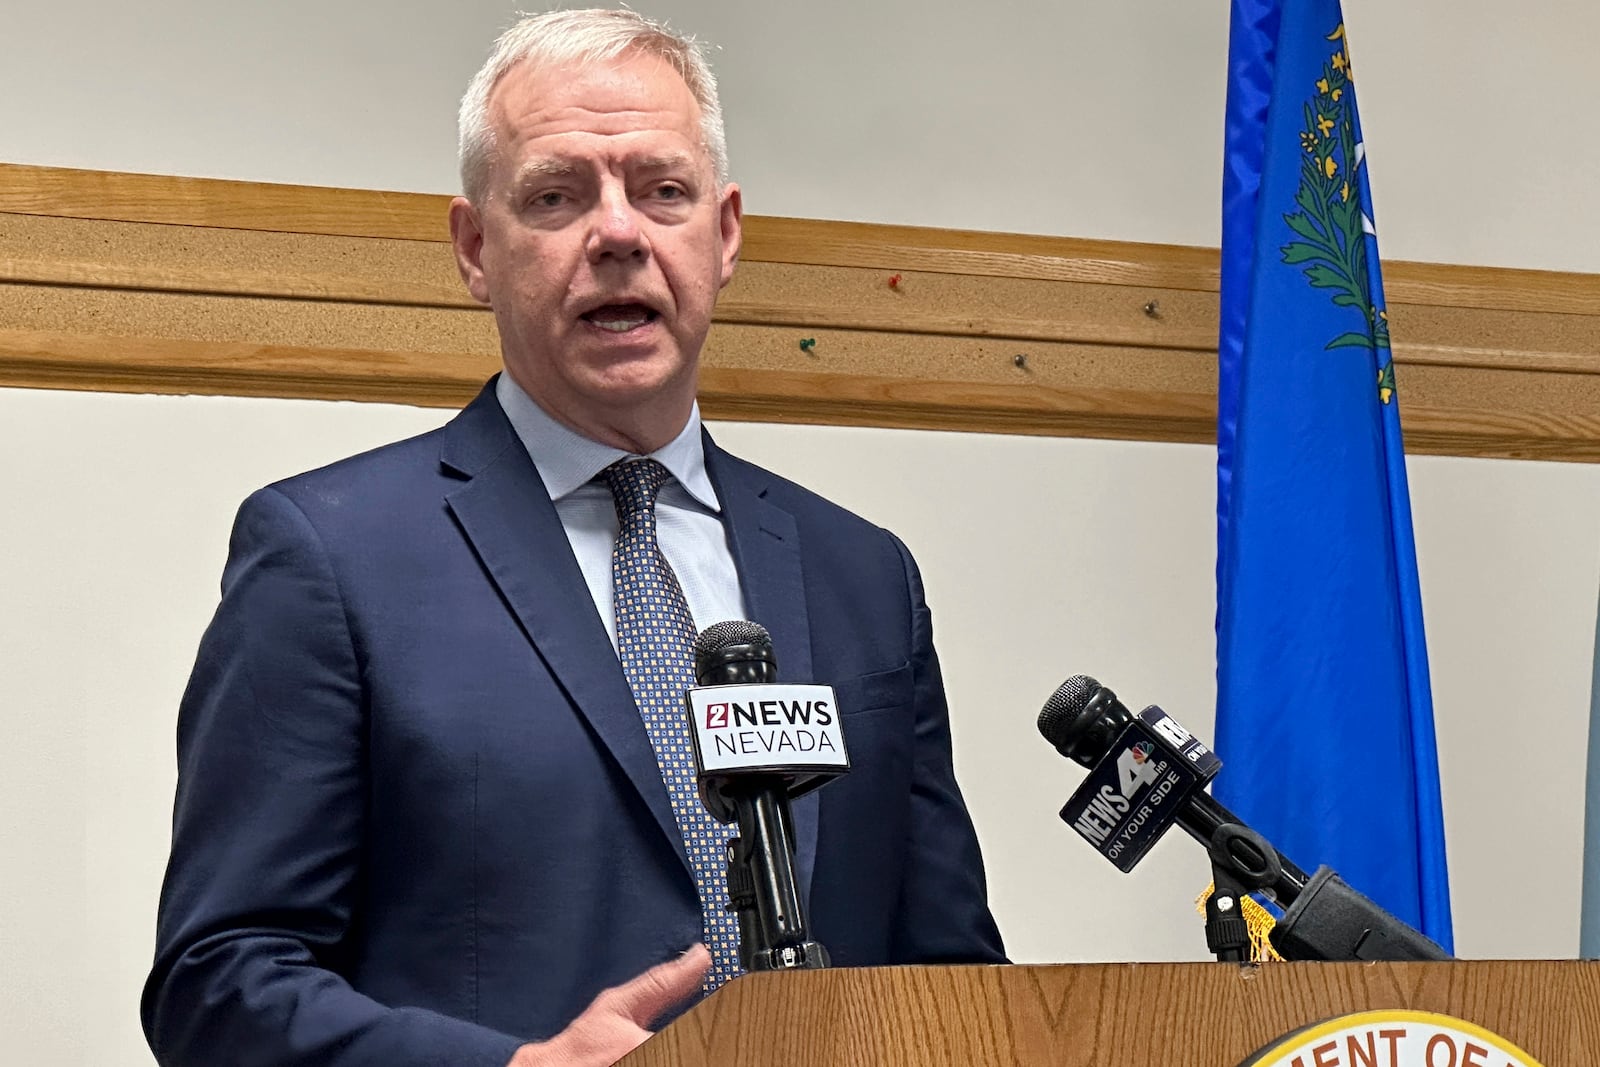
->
xmin=143 ymin=381 xmax=1004 ymax=1067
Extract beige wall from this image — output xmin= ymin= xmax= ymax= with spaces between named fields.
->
xmin=3 ymin=2 xmax=1599 ymax=1063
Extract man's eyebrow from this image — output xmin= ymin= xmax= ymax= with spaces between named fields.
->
xmin=634 ymin=153 xmax=696 ymax=172
xmin=508 ymin=152 xmax=701 ymax=193
xmin=511 ymin=157 xmax=578 ymax=186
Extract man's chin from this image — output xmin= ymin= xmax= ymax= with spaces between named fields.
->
xmin=586 ymin=362 xmax=693 ymax=404
xmin=566 ymin=364 xmax=697 ymax=446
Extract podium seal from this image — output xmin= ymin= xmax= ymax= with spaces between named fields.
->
xmin=1239 ymin=1009 xmax=1545 ymax=1067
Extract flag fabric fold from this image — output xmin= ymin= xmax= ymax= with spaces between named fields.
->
xmin=1214 ymin=0 xmax=1453 ymax=951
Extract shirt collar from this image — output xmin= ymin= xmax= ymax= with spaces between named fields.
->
xmin=494 ymin=373 xmax=721 ymax=512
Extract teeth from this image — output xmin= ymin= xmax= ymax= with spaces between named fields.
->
xmin=591 ymin=317 xmax=648 ymax=332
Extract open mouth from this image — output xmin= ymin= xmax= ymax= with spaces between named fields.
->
xmin=580 ymin=304 xmax=659 ymax=333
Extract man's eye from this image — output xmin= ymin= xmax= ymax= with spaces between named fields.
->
xmin=653 ymin=184 xmax=686 ymax=201
xmin=531 ymin=191 xmax=566 ymax=208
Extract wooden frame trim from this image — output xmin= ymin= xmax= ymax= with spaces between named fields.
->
xmin=3 ymin=163 xmax=1598 ymax=461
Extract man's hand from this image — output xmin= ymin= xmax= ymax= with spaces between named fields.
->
xmin=507 ymin=944 xmax=712 ymax=1067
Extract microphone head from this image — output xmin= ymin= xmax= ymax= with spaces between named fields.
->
xmin=1037 ymin=675 xmax=1100 ymax=745
xmin=1037 ymin=674 xmax=1134 ymax=768
xmin=694 ymin=619 xmax=771 ymax=659
xmin=693 ymin=620 xmax=777 ymax=686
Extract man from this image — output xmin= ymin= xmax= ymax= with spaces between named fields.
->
xmin=142 ymin=10 xmax=1004 ymax=1067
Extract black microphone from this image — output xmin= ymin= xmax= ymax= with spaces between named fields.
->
xmin=1038 ymin=675 xmax=1309 ymax=902
xmin=1038 ymin=675 xmax=1450 ymax=963
xmin=689 ymin=620 xmax=851 ymax=812
xmin=685 ymin=620 xmax=847 ymax=972
xmin=691 ymin=620 xmax=781 ymax=826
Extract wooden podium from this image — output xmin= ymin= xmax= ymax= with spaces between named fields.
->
xmin=622 ymin=961 xmax=1600 ymax=1066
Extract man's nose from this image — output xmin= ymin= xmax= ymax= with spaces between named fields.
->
xmin=587 ymin=184 xmax=648 ymax=262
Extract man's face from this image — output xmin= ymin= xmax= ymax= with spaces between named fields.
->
xmin=450 ymin=51 xmax=742 ymax=451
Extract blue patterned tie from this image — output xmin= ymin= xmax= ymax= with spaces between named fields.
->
xmin=604 ymin=459 xmax=742 ymax=992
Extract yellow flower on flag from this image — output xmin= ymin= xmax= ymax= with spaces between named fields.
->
xmin=1323 ymin=156 xmax=1338 ymax=179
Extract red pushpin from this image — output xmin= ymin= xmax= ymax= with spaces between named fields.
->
xmin=888 ymin=273 xmax=902 ymax=290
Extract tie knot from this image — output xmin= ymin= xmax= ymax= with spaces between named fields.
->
xmin=604 ymin=458 xmax=672 ymax=521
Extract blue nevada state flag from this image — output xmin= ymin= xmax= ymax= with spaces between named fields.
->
xmin=1214 ymin=0 xmax=1453 ymax=950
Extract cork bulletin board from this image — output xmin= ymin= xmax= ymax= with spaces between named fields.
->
xmin=2 ymin=162 xmax=1597 ymax=462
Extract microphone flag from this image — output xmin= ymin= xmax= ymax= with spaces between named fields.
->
xmin=1059 ymin=705 xmax=1222 ymax=873
xmin=685 ymin=683 xmax=850 ymax=792
xmin=1216 ymin=0 xmax=1452 ymax=949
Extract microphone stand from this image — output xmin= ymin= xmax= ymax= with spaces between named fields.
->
xmin=1196 ymin=819 xmax=1451 ymax=963
xmin=1037 ymin=678 xmax=1449 ymax=964
xmin=1202 ymin=823 xmax=1286 ymax=962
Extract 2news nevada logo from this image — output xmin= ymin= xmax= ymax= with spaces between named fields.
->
xmin=689 ymin=685 xmax=849 ymax=771
xmin=705 ymin=703 xmax=731 ymax=730
xmin=700 ymin=696 xmax=836 ymax=731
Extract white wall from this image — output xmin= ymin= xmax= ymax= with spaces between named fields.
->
xmin=3 ymin=2 xmax=1599 ymax=1064
xmin=5 ymin=0 xmax=1597 ymax=270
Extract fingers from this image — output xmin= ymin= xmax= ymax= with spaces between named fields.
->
xmin=515 ymin=947 xmax=714 ymax=1067
xmin=602 ymin=943 xmax=711 ymax=1029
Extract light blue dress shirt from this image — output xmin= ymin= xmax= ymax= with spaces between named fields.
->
xmin=495 ymin=374 xmax=748 ymax=651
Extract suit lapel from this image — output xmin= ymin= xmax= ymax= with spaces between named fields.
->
xmin=703 ymin=432 xmax=820 ymax=906
xmin=440 ymin=385 xmax=689 ymax=872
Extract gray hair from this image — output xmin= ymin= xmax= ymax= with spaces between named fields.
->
xmin=457 ymin=8 xmax=729 ymax=204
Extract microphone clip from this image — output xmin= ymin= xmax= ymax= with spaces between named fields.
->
xmin=1205 ymin=823 xmax=1282 ymax=962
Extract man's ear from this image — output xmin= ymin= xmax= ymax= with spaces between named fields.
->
xmin=448 ymin=197 xmax=492 ymax=306
xmin=717 ymin=183 xmax=743 ymax=289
